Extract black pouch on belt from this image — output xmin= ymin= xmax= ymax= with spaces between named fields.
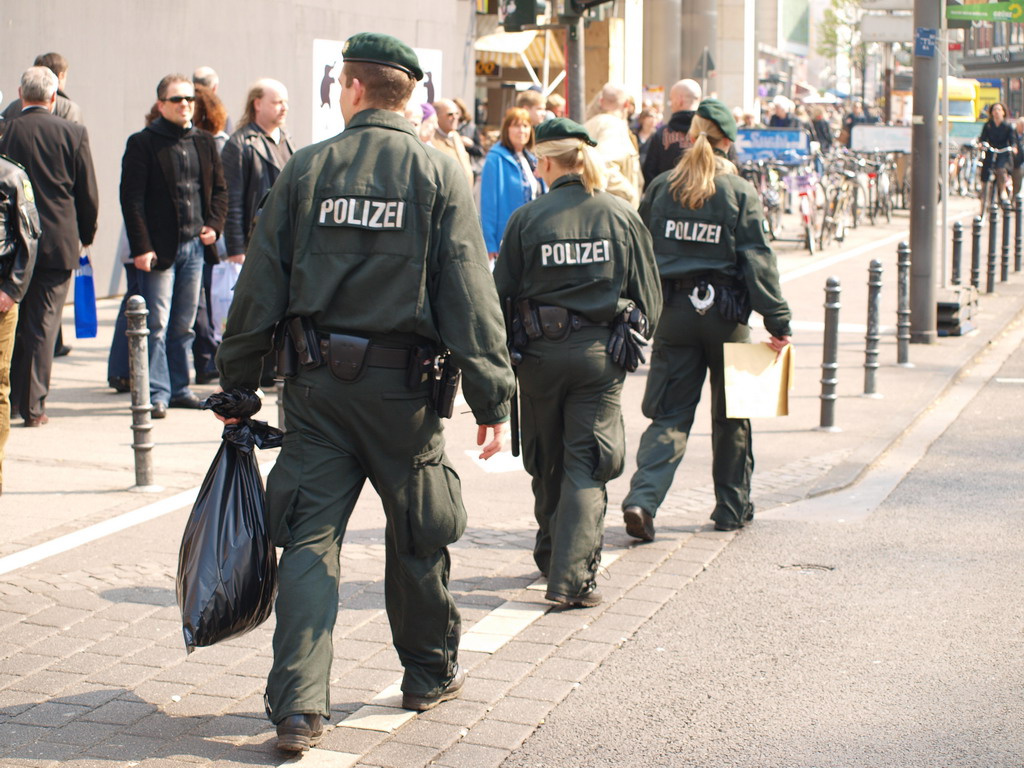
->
xmin=517 ymin=298 xmax=543 ymax=340
xmin=287 ymin=316 xmax=323 ymax=369
xmin=717 ymin=282 xmax=752 ymax=325
xmin=537 ymin=305 xmax=571 ymax=341
xmin=326 ymin=333 xmax=370 ymax=382
xmin=273 ymin=321 xmax=298 ymax=379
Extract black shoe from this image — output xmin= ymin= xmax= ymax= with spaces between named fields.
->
xmin=713 ymin=520 xmax=742 ymax=531
xmin=623 ymin=505 xmax=655 ymax=542
xmin=151 ymin=402 xmax=167 ymax=419
xmin=169 ymin=393 xmax=202 ymax=409
xmin=545 ymin=585 xmax=602 ymax=608
xmin=54 ymin=344 xmax=72 ymax=357
xmin=401 ymin=666 xmax=466 ymax=711
xmin=109 ymin=376 xmax=130 ymax=393
xmin=275 ymin=713 xmax=323 ymax=753
xmin=195 ymin=370 xmax=219 ymax=385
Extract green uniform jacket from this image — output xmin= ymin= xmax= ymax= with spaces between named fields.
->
xmin=216 ymin=109 xmax=514 ymax=425
xmin=493 ymin=175 xmax=662 ymax=330
xmin=640 ymin=164 xmax=791 ymax=338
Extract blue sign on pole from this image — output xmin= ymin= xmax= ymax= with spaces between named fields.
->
xmin=915 ymin=27 xmax=937 ymax=58
xmin=735 ymin=128 xmax=809 ymax=163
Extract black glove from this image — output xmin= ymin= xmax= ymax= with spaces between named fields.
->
xmin=607 ymin=307 xmax=648 ymax=372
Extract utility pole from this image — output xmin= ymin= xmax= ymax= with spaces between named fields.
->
xmin=562 ymin=2 xmax=586 ymax=120
xmin=909 ymin=0 xmax=939 ymax=343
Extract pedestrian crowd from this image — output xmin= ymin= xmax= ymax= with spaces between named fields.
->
xmin=0 ymin=37 xmax=792 ymax=757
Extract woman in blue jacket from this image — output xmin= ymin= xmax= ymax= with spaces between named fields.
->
xmin=481 ymin=107 xmax=544 ymax=266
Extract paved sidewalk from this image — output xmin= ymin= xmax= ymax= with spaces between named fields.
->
xmin=2 ymin=196 xmax=1023 ymax=767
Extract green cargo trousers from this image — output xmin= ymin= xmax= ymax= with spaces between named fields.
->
xmin=263 ymin=364 xmax=464 ymax=723
xmin=623 ymin=298 xmax=754 ymax=529
xmin=518 ymin=328 xmax=626 ymax=598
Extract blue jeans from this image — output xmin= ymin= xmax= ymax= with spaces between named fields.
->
xmin=137 ymin=237 xmax=204 ymax=405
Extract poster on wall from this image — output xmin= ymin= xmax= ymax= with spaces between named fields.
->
xmin=312 ymin=39 xmax=443 ymax=144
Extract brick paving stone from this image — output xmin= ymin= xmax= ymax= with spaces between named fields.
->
xmin=575 ymin=627 xmax=632 ymax=645
xmin=42 ymin=719 xmax=123 ymax=747
xmin=344 ymin=622 xmax=393 ymax=644
xmin=640 ymin=571 xmax=690 ymax=590
xmin=194 ymin=673 xmax=263 ymax=700
xmin=484 ymin=695 xmax=552 ymax=726
xmin=22 ymin=634 xmax=93 ymax=660
xmin=162 ymin=692 xmax=235 ymax=718
xmin=335 ymin=666 xmax=402 ymax=692
xmin=132 ymin=680 xmax=194 ymax=707
xmin=390 ymin=718 xmax=465 ymax=750
xmin=461 ymin=718 xmax=535 ymax=750
xmin=418 ymin=698 xmax=489 ymax=727
xmin=58 ymin=619 xmax=127 ymax=641
xmin=532 ymin=656 xmax=597 ymax=681
xmin=434 ymin=742 xmax=510 ymax=768
xmin=83 ymin=734 xmax=165 ymax=759
xmin=47 ymin=652 xmax=115 ymax=676
xmin=2 ymin=594 xmax=53 ymax=615
xmin=85 ymin=634 xmax=157 ymax=658
xmin=2 ymin=624 xmax=58 ymax=649
xmin=0 ymin=688 xmax=42 ymax=717
xmin=582 ymin=610 xmax=646 ymax=635
xmin=360 ymin=739 xmax=437 ymax=768
xmin=555 ymin=638 xmax=615 ymax=663
xmin=458 ymin=674 xmax=514 ymax=704
xmin=623 ymin=584 xmax=676 ymax=604
xmin=466 ymin=658 xmax=533 ymax=683
xmin=79 ymin=698 xmax=155 ymax=725
xmin=318 ymin=722 xmax=389 ymax=754
xmin=153 ymin=662 xmax=223 ymax=686
xmin=10 ymin=700 xmax=91 ymax=727
xmin=192 ymin=713 xmax=270 ymax=743
xmin=7 ymin=738 xmax=80 ymax=763
xmin=159 ymin=734 xmax=234 ymax=762
xmin=84 ymin=662 xmax=157 ymax=688
xmin=333 ymin=638 xmax=383 ymax=662
xmin=488 ymin=641 xmax=553 ymax=665
xmin=511 ymin=622 xmax=576 ymax=646
xmin=125 ymin=643 xmax=186 ymax=669
xmin=119 ymin=618 xmax=181 ymax=641
xmin=658 ymin=555 xmax=709 ymax=575
xmin=361 ymin=648 xmax=403 ymax=672
xmin=225 ymin=693 xmax=266 ymax=719
xmin=9 ymin=669 xmax=84 ymax=694
xmin=454 ymin=650 xmax=489 ymax=671
xmin=604 ymin=597 xmax=662 ymax=619
xmin=0 ymin=609 xmax=27 ymax=627
xmin=507 ymin=675 xmax=578 ymax=704
xmin=124 ymin=711 xmax=204 ymax=739
xmin=0 ymin=653 xmax=53 ymax=677
xmin=330 ymin=685 xmax=378 ymax=712
xmin=21 ymin=607 xmax=95 ymax=630
xmin=183 ymin=642 xmax=249 ymax=667
xmin=45 ymin=591 xmax=110 ymax=612
xmin=451 ymin=593 xmax=505 ymax=609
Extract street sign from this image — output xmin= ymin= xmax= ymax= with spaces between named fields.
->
xmin=862 ymin=14 xmax=914 ymax=44
xmin=734 ymin=128 xmax=809 ymax=163
xmin=915 ymin=27 xmax=937 ymax=59
xmin=851 ymin=125 xmax=912 ymax=154
xmin=946 ymin=2 xmax=1023 ymax=22
xmin=860 ymin=0 xmax=912 ymax=9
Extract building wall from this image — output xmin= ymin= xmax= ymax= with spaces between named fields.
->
xmin=0 ymin=0 xmax=476 ymax=296
xmin=716 ymin=0 xmax=756 ymax=111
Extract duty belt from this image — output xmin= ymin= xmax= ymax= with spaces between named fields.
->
xmin=316 ymin=334 xmax=410 ymax=369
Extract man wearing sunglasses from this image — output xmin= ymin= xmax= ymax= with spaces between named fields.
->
xmin=120 ymin=74 xmax=227 ymax=418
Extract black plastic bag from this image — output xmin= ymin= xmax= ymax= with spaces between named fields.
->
xmin=176 ymin=395 xmax=283 ymax=653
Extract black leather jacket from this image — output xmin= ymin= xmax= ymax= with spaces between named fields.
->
xmin=0 ymin=152 xmax=40 ymax=302
xmin=220 ymin=122 xmax=294 ymax=256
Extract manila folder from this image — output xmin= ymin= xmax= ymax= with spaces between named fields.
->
xmin=723 ymin=342 xmax=794 ymax=418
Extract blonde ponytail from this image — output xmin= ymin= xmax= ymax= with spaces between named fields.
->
xmin=668 ymin=114 xmax=736 ymax=209
xmin=534 ymin=137 xmax=608 ymax=195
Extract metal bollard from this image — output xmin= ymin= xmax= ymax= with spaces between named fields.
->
xmin=864 ymin=259 xmax=883 ymax=398
xmin=987 ymin=203 xmax=999 ymax=293
xmin=1002 ymin=199 xmax=1012 ymax=282
xmin=971 ymin=215 xmax=983 ymax=289
xmin=818 ymin=276 xmax=841 ymax=432
xmin=951 ymin=221 xmax=963 ymax=286
xmin=897 ymin=242 xmax=912 ymax=367
xmin=1016 ymin=194 xmax=1023 ymax=273
xmin=276 ymin=380 xmax=286 ymax=433
xmin=126 ymin=295 xmax=161 ymax=492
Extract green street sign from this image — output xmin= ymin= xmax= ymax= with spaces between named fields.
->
xmin=946 ymin=1 xmax=1024 ymax=22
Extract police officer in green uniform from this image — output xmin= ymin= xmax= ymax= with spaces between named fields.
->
xmin=494 ymin=118 xmax=661 ymax=607
xmin=214 ymin=33 xmax=515 ymax=754
xmin=621 ymin=99 xmax=791 ymax=539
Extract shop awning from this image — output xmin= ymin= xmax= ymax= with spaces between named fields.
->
xmin=475 ymin=30 xmax=565 ymax=71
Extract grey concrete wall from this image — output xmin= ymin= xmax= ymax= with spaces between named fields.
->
xmin=0 ymin=0 xmax=476 ymax=296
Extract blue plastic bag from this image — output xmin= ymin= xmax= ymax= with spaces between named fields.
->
xmin=74 ymin=252 xmax=97 ymax=339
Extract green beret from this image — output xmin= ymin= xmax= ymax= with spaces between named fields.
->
xmin=534 ymin=117 xmax=597 ymax=147
xmin=695 ymin=98 xmax=737 ymax=142
xmin=342 ymin=32 xmax=423 ymax=81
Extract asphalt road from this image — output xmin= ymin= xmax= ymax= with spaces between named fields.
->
xmin=502 ymin=336 xmax=1024 ymax=767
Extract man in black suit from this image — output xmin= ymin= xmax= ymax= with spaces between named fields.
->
xmin=0 ymin=67 xmax=98 ymax=427
xmin=1 ymin=52 xmax=83 ymax=125
xmin=120 ymin=74 xmax=227 ymax=417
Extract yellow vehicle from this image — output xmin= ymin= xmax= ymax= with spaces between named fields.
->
xmin=977 ymin=82 xmax=1002 ymax=119
xmin=939 ymin=76 xmax=982 ymax=123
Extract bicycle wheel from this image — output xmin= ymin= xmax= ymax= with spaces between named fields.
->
xmin=819 ymin=188 xmax=839 ymax=250
xmin=852 ymin=181 xmax=871 ymax=227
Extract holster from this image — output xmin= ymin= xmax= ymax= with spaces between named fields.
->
xmin=431 ymin=352 xmax=462 ymax=419
xmin=326 ymin=333 xmax=370 ymax=382
xmin=517 ymin=298 xmax=543 ymax=341
xmin=717 ymin=281 xmax=752 ymax=325
xmin=275 ymin=316 xmax=322 ymax=378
